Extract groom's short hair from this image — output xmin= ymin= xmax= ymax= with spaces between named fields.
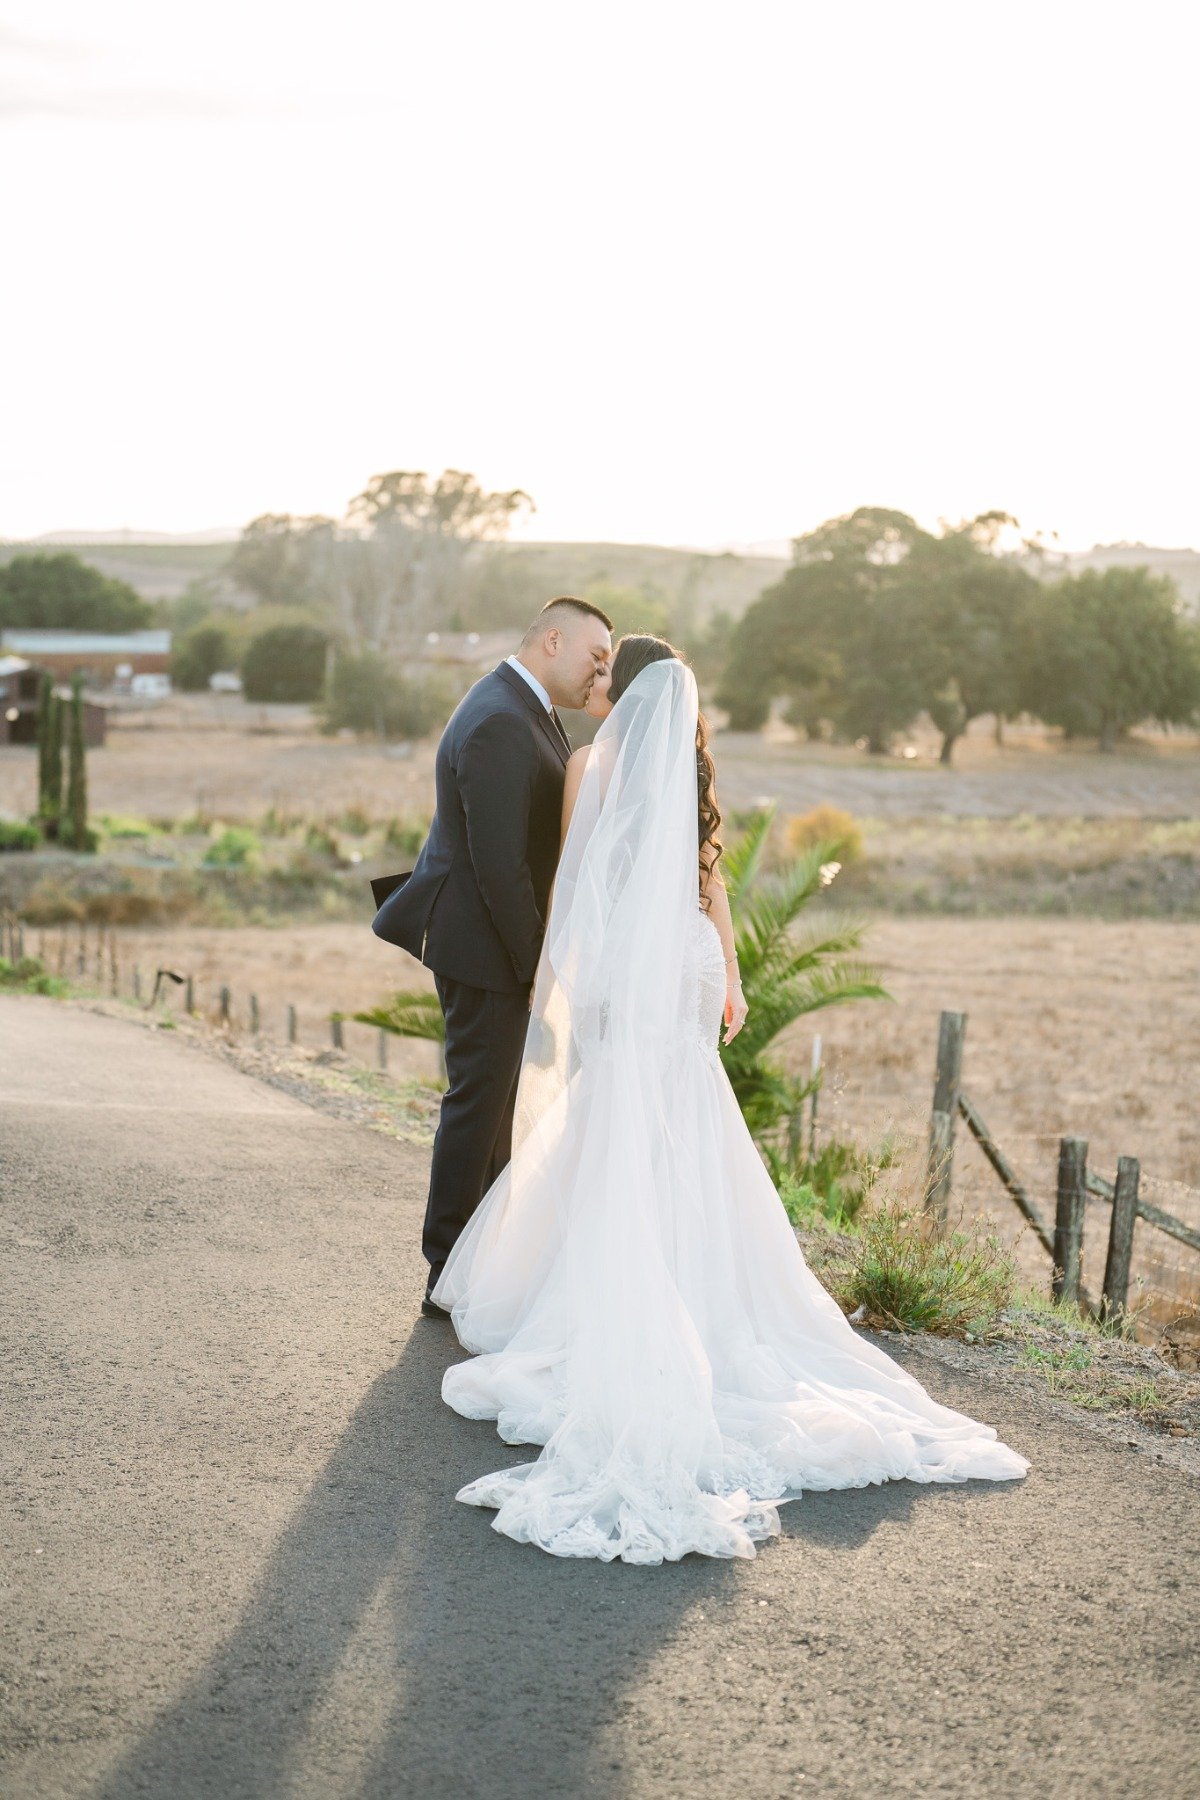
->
xmin=523 ymin=595 xmax=614 ymax=643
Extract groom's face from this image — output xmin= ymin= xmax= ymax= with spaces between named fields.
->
xmin=547 ymin=616 xmax=613 ymax=710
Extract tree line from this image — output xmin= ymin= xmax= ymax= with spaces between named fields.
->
xmin=716 ymin=508 xmax=1200 ymax=759
xmin=2 ymin=490 xmax=1198 ymax=753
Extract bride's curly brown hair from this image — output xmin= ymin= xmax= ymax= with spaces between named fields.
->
xmin=606 ymin=633 xmax=724 ymax=911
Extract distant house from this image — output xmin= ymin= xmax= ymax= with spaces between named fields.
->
xmin=0 ymin=628 xmax=171 ymax=690
xmin=0 ymin=655 xmax=109 ymax=747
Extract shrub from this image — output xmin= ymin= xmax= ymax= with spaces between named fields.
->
xmin=173 ymin=624 xmax=235 ymax=692
xmin=383 ymin=815 xmax=428 ymax=857
xmin=777 ymin=1133 xmax=897 ymax=1229
xmin=96 ymin=813 xmax=154 ymax=840
xmin=241 ymin=624 xmax=329 ymax=703
xmin=786 ymin=805 xmax=863 ymax=864
xmin=338 ymin=805 xmax=373 ymax=837
xmin=321 ymin=647 xmax=454 ymax=740
xmin=821 ymin=1201 xmax=1017 ymax=1340
xmin=202 ymin=827 xmax=262 ymax=868
xmin=304 ymin=823 xmax=339 ymax=859
xmin=0 ymin=820 xmax=40 ymax=852
xmin=0 ymin=954 xmax=69 ymax=996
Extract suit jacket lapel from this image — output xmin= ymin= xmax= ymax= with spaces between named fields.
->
xmin=493 ymin=661 xmax=571 ymax=769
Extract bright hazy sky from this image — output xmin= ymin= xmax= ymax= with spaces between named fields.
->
xmin=2 ymin=2 xmax=1196 ymax=551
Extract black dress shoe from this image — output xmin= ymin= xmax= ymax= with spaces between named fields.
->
xmin=421 ymin=1295 xmax=450 ymax=1319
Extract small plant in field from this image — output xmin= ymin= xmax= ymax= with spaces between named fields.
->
xmin=304 ymin=823 xmax=340 ymax=859
xmin=786 ymin=805 xmax=864 ymax=865
xmin=337 ymin=805 xmax=373 ymax=837
xmin=777 ymin=1132 xmax=899 ymax=1230
xmin=203 ymin=826 xmax=262 ymax=868
xmin=822 ymin=1200 xmax=1017 ymax=1339
xmin=383 ymin=815 xmax=428 ymax=857
xmin=0 ymin=820 xmax=40 ymax=851
xmin=96 ymin=813 xmax=155 ymax=840
xmin=0 ymin=954 xmax=69 ymax=996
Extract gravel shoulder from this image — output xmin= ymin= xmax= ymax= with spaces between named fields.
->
xmin=3 ymin=991 xmax=1198 ymax=1799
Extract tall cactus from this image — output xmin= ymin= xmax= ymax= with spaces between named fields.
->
xmin=63 ymin=673 xmax=89 ymax=851
xmin=42 ymin=687 xmax=64 ymax=841
xmin=35 ymin=672 xmax=52 ymax=829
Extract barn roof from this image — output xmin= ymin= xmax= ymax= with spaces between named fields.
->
xmin=0 ymin=629 xmax=171 ymax=654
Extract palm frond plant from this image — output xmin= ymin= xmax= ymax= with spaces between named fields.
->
xmin=719 ymin=804 xmax=889 ymax=1169
xmin=354 ymin=991 xmax=445 ymax=1042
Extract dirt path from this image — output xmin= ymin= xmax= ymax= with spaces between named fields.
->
xmin=2 ymin=995 xmax=1198 ymax=1799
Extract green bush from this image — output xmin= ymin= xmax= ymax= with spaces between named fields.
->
xmin=0 ymin=820 xmax=40 ymax=851
xmin=321 ymin=647 xmax=454 ymax=740
xmin=173 ymin=624 xmax=235 ymax=692
xmin=0 ymin=954 xmax=69 ymax=995
xmin=202 ymin=826 xmax=262 ymax=868
xmin=821 ymin=1201 xmax=1017 ymax=1339
xmin=304 ymin=823 xmax=339 ymax=859
xmin=96 ymin=813 xmax=155 ymax=839
xmin=777 ymin=1134 xmax=897 ymax=1229
xmin=241 ymin=624 xmax=329 ymax=703
xmin=383 ymin=815 xmax=428 ymax=857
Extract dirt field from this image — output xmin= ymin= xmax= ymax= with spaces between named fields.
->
xmin=2 ymin=693 xmax=1198 ymax=827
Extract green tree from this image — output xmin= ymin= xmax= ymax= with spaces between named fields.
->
xmin=1021 ymin=566 xmax=1200 ymax=750
xmin=172 ymin=624 xmax=234 ymax=691
xmin=62 ymin=673 xmax=91 ymax=851
xmin=582 ymin=580 xmax=672 ymax=641
xmin=0 ymin=553 xmax=152 ymax=632
xmin=899 ymin=514 xmax=1041 ymax=762
xmin=227 ymin=514 xmax=336 ymax=608
xmin=717 ymin=508 xmax=934 ymax=748
xmin=241 ymin=624 xmax=330 ymax=703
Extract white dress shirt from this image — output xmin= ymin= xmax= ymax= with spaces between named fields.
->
xmin=505 ymin=654 xmax=553 ymax=713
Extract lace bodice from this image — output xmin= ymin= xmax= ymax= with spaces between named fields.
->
xmin=695 ymin=905 xmax=726 ymax=1066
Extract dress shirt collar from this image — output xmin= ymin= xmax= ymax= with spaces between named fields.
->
xmin=505 ymin=654 xmax=553 ymax=713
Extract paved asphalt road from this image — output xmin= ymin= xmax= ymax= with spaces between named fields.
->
xmin=2 ymin=994 xmax=1198 ymax=1799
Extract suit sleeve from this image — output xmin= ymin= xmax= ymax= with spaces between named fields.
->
xmin=457 ymin=711 xmax=544 ymax=985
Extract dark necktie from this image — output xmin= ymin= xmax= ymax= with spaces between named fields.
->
xmin=549 ymin=707 xmax=572 ymax=754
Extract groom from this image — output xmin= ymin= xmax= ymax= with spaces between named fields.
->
xmin=372 ymin=596 xmax=613 ymax=1315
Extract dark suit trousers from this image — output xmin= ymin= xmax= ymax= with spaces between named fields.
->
xmin=422 ymin=973 xmax=531 ymax=1286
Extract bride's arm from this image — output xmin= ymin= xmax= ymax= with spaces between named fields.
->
xmin=701 ymin=845 xmax=748 ymax=1044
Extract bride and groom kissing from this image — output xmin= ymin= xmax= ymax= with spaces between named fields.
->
xmin=372 ymin=596 xmax=1028 ymax=1565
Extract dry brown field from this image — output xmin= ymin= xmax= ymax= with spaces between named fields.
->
xmin=1 ymin=690 xmax=1198 ymax=826
xmin=31 ymin=911 xmax=1199 ymax=1333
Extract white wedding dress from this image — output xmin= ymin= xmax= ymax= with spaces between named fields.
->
xmin=431 ymin=660 xmax=1028 ymax=1563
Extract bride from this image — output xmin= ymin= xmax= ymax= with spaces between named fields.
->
xmin=431 ymin=636 xmax=1029 ymax=1563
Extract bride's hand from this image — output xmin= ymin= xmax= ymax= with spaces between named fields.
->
xmin=723 ymin=979 xmax=748 ymax=1045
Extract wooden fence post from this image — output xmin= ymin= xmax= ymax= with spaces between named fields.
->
xmin=924 ymin=1010 xmax=966 ymax=1224
xmin=1053 ymin=1137 xmax=1088 ymax=1304
xmin=185 ymin=975 xmax=195 ymax=1015
xmin=331 ymin=1013 xmax=344 ymax=1050
xmin=377 ymin=1027 xmax=388 ymax=1071
xmin=287 ymin=1003 xmax=297 ymax=1045
xmin=219 ymin=985 xmax=231 ymax=1026
xmin=132 ymin=965 xmax=142 ymax=1001
xmin=1102 ymin=1155 xmax=1140 ymax=1326
xmin=249 ymin=994 xmax=260 ymax=1035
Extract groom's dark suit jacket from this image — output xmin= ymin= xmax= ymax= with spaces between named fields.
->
xmin=371 ymin=661 xmax=571 ymax=992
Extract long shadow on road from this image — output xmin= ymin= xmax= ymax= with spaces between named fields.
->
xmin=91 ymin=1321 xmax=930 ymax=1800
